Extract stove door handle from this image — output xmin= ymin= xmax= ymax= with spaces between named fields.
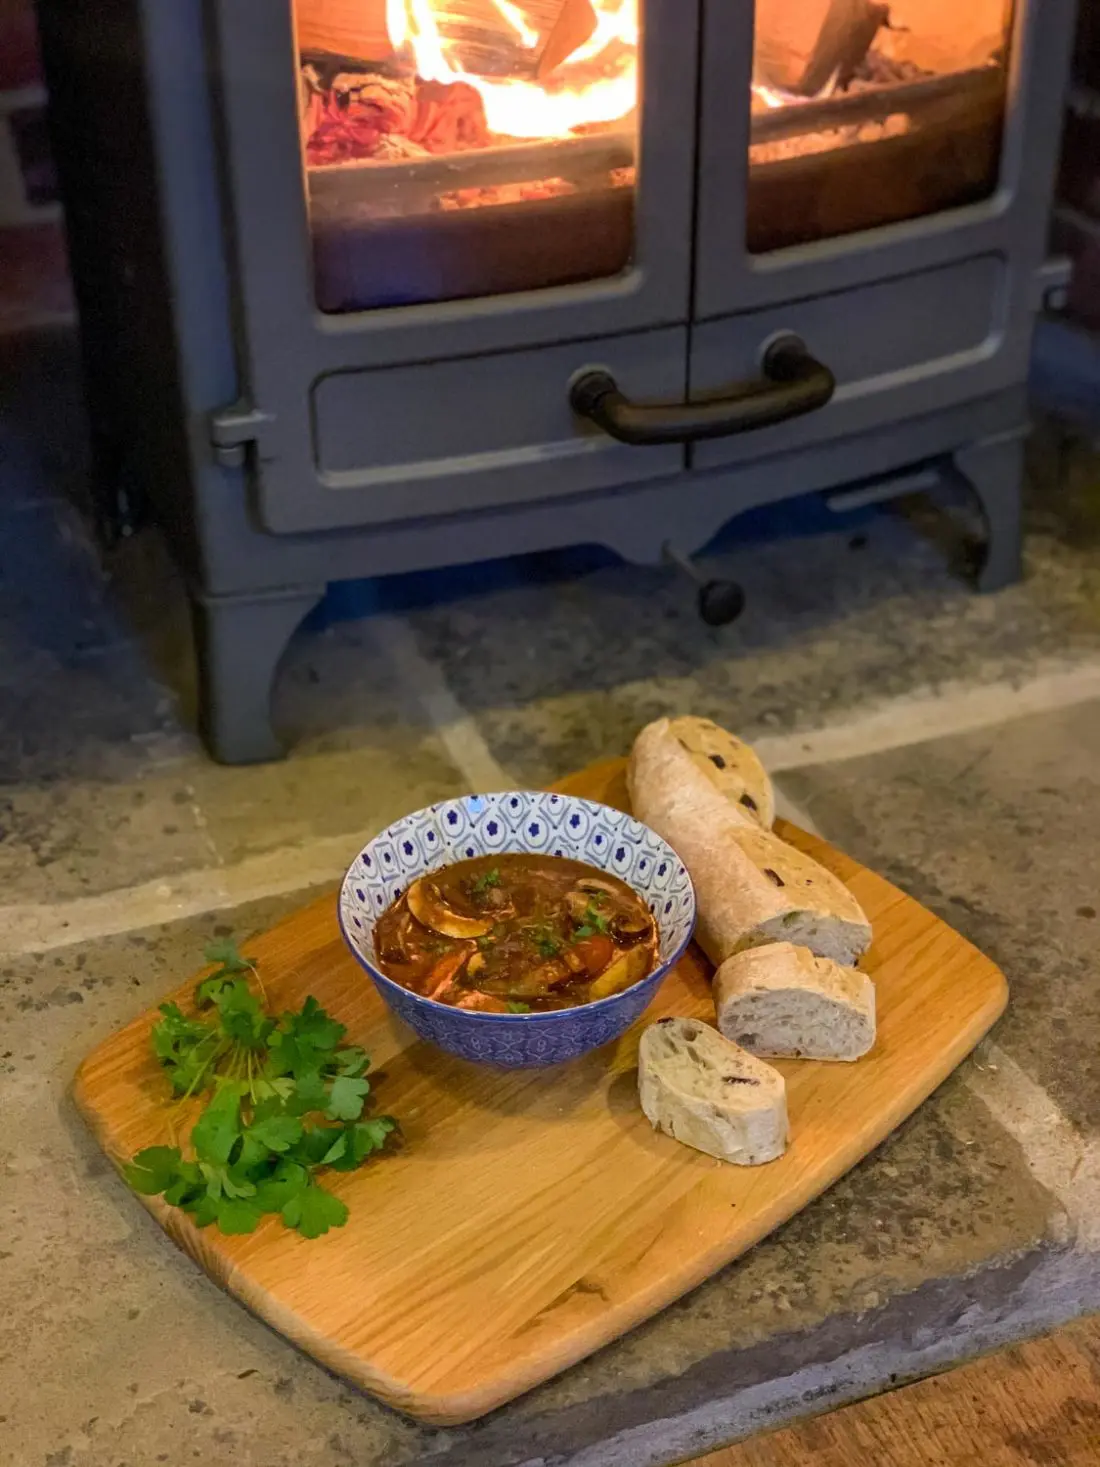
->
xmin=569 ymin=335 xmax=835 ymax=447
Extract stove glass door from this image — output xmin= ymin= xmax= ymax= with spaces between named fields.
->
xmin=747 ymin=0 xmax=1015 ymax=252
xmin=294 ymin=0 xmax=640 ymax=311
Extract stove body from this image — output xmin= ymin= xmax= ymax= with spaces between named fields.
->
xmin=37 ymin=0 xmax=1076 ymax=761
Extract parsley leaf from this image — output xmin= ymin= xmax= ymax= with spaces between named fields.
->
xmin=246 ymin=1114 xmax=304 ymax=1153
xmin=332 ymin=1046 xmax=369 ymax=1078
xmin=125 ymin=1146 xmax=184 ymax=1196
xmin=203 ymin=938 xmax=253 ymax=973
xmin=507 ymin=1001 xmax=531 ymax=1014
xmin=191 ymin=1083 xmax=244 ymax=1167
xmin=471 ymin=868 xmax=501 ymax=894
xmin=288 ymin=1124 xmax=346 ymax=1167
xmin=326 ymin=1118 xmax=397 ymax=1172
xmin=282 ymin=1185 xmax=349 ymax=1239
xmin=150 ymin=1004 xmax=222 ymax=1097
xmin=188 ymin=1195 xmax=221 ymax=1228
xmin=215 ymin=1198 xmax=266 ymax=1235
xmin=282 ymin=995 xmax=345 ymax=1053
xmin=573 ymin=905 xmax=610 ymax=940
xmin=284 ymin=1069 xmax=328 ymax=1116
xmin=163 ymin=1169 xmax=204 ymax=1208
xmin=325 ymin=1076 xmax=370 ymax=1122
xmin=252 ymin=1161 xmax=309 ymax=1211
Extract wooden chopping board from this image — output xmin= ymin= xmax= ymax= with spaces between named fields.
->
xmin=73 ymin=758 xmax=1007 ymax=1425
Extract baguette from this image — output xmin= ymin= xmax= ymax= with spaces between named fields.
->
xmin=629 ymin=722 xmax=871 ymax=966
xmin=715 ymin=942 xmax=876 ymax=1061
xmin=638 ymin=1017 xmax=788 ymax=1165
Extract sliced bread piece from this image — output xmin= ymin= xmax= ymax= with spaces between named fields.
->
xmin=638 ymin=1017 xmax=788 ymax=1165
xmin=715 ymin=942 xmax=876 ymax=1062
xmin=628 ymin=716 xmax=774 ymax=831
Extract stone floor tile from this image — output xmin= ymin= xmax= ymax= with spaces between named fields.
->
xmin=780 ymin=698 xmax=1100 ymax=1134
xmin=0 ymin=762 xmax=216 ymax=903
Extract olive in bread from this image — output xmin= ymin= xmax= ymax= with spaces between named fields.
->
xmin=638 ymin=1017 xmax=788 ymax=1165
xmin=715 ymin=942 xmax=875 ymax=1062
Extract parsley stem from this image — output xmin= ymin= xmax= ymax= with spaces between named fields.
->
xmin=173 ymin=1036 xmax=229 ymax=1105
xmin=245 ymin=959 xmax=267 ymax=1006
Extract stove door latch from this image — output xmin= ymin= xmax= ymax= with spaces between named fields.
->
xmin=209 ymin=401 xmax=275 ymax=468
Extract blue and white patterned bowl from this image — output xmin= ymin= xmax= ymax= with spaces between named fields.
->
xmin=337 ymin=791 xmax=696 ymax=1069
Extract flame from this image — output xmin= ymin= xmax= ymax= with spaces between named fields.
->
xmin=489 ymin=0 xmax=540 ymax=49
xmin=386 ymin=0 xmax=638 ymax=140
xmin=750 ymin=67 xmax=840 ymax=111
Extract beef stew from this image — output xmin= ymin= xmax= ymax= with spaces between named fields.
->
xmin=373 ymin=854 xmax=658 ymax=1012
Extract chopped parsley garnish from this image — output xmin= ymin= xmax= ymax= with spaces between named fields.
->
xmin=507 ymin=1001 xmax=531 ymax=1014
xmin=528 ymin=925 xmax=562 ymax=958
xmin=471 ymin=868 xmax=502 ymax=894
xmin=573 ymin=904 xmax=610 ymax=939
xmin=125 ymin=939 xmax=397 ymax=1240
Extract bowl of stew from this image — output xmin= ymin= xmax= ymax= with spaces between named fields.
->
xmin=338 ymin=791 xmax=696 ymax=1069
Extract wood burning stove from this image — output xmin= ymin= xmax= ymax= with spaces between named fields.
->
xmin=36 ymin=0 xmax=1076 ymax=762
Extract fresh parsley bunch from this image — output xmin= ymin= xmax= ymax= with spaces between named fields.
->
xmin=125 ymin=940 xmax=396 ymax=1239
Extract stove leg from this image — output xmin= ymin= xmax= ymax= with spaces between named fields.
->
xmin=191 ymin=585 xmax=325 ymax=764
xmin=952 ymin=432 xmax=1026 ymax=594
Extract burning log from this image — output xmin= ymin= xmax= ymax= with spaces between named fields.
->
xmin=296 ymin=0 xmax=571 ymax=65
xmin=536 ymin=0 xmax=597 ymax=79
xmin=295 ymin=0 xmax=392 ymax=60
xmin=753 ymin=0 xmax=890 ymax=96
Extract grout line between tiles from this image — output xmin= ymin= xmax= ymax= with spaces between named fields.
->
xmin=0 ymin=835 xmax=358 ymax=957
xmin=963 ymin=1042 xmax=1100 ymax=1251
xmin=364 ymin=613 xmax=516 ymax=792
xmin=752 ymin=661 xmax=1100 ymax=774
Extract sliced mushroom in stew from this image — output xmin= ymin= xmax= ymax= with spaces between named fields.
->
xmin=373 ymin=855 xmax=658 ymax=1011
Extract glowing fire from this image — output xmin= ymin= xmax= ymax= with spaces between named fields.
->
xmin=385 ymin=0 xmax=638 ymax=139
xmin=489 ymin=0 xmax=540 ymax=50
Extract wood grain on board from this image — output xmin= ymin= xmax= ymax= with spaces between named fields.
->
xmin=73 ymin=757 xmax=1008 ymax=1425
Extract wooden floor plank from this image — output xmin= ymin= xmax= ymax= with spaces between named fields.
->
xmin=690 ymin=1315 xmax=1100 ymax=1466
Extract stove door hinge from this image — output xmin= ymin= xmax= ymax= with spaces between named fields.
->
xmin=209 ymin=401 xmax=275 ymax=467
